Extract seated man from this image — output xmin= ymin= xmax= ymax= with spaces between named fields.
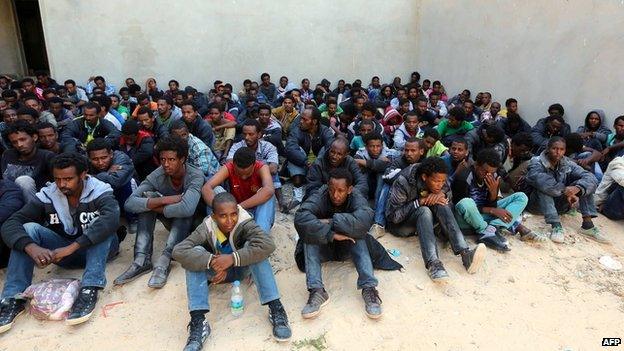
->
xmin=603 ymin=116 xmax=624 ymax=162
xmin=577 ymin=110 xmax=611 ymax=150
xmin=22 ymin=95 xmax=59 ymax=127
xmin=154 ymin=96 xmax=182 ymax=130
xmin=46 ymin=97 xmax=75 ymax=128
xmin=285 ymin=107 xmax=334 ymax=209
xmin=0 ymin=180 xmax=24 ymax=269
xmin=350 ymin=119 xmax=376 ymax=152
xmin=87 ymin=138 xmax=135 ymax=234
xmin=393 ymin=112 xmax=423 ymax=151
xmin=422 ymin=128 xmax=449 ymax=158
xmin=137 ymin=106 xmax=169 ymax=145
xmin=294 ymin=169 xmax=382 ymax=319
xmin=502 ymin=132 xmax=534 ymax=193
xmin=1 ymin=121 xmax=55 ymax=201
xmin=0 ymin=153 xmax=119 ymax=331
xmin=385 ymin=157 xmax=486 ymax=281
xmin=256 ymin=103 xmax=283 ymax=155
xmin=272 ymin=95 xmax=299 ymax=138
xmin=370 ymin=137 xmax=425 ymax=237
xmin=60 ymin=102 xmax=120 ymax=153
xmin=452 ymin=149 xmax=546 ymax=251
xmin=436 ymin=106 xmax=474 ymax=146
xmin=169 ymin=120 xmax=220 ymax=179
xmin=465 ymin=124 xmax=508 ymax=164
xmin=172 ymin=192 xmax=291 ymax=350
xmin=497 ymin=112 xmax=532 ymax=139
xmin=441 ymin=138 xmax=471 ymax=180
xmin=526 ymin=137 xmax=606 ymax=244
xmin=181 ymin=100 xmax=214 ymax=148
xmin=355 ymin=133 xmax=397 ymax=203
xmin=119 ymin=120 xmax=157 ymax=181
xmin=227 ymin=119 xmax=285 ymax=210
xmin=115 ymin=135 xmax=204 ymax=288
xmin=202 ymin=147 xmax=275 ymax=233
xmin=531 ymin=114 xmax=571 ymax=154
xmin=206 ymin=103 xmax=236 ymax=162
xmin=36 ymin=122 xmax=62 ymax=154
xmin=595 ymin=155 xmax=624 ymax=220
xmin=307 ymin=136 xmax=368 ymax=199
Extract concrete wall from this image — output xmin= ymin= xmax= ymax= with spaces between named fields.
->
xmin=416 ymin=0 xmax=624 ymax=127
xmin=0 ymin=0 xmax=25 ymax=76
xmin=39 ymin=0 xmax=419 ymax=93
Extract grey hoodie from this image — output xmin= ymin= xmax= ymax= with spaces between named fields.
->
xmin=1 ymin=176 xmax=119 ymax=250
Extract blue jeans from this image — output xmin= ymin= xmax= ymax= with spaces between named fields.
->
xmin=185 ymin=258 xmax=280 ymax=311
xmin=455 ymin=192 xmax=528 ymax=232
xmin=2 ymin=223 xmax=118 ymax=299
xmin=528 ymin=190 xmax=598 ymax=225
xmin=602 ymin=185 xmax=624 ymax=220
xmin=206 ymin=186 xmax=276 ymax=234
xmin=304 ymin=239 xmax=377 ymax=290
xmin=387 ymin=204 xmax=469 ymax=266
xmin=373 ymin=184 xmax=390 ymax=226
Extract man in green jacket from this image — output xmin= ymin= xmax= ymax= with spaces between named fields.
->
xmin=172 ymin=192 xmax=291 ymax=351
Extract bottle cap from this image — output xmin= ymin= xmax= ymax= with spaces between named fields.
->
xmin=233 ymin=280 xmax=240 ymax=287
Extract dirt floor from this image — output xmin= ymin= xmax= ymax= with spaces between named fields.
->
xmin=1 ymin=203 xmax=623 ymax=351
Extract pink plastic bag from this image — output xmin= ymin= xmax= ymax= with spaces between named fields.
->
xmin=20 ymin=279 xmax=80 ymax=320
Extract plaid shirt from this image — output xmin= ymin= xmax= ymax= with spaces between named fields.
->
xmin=187 ymin=134 xmax=220 ymax=177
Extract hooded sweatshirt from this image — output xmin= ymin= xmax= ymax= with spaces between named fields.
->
xmin=576 ymin=109 xmax=611 ymax=147
xmin=1 ymin=176 xmax=119 ymax=250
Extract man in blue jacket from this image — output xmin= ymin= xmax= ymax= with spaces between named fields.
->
xmin=526 ymin=136 xmax=606 ymax=244
xmin=0 ymin=153 xmax=120 ymax=332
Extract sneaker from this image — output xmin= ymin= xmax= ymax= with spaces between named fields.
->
xmin=183 ymin=316 xmax=211 ymax=351
xmin=427 ymin=260 xmax=449 ymax=282
xmin=368 ymin=223 xmax=385 ymax=239
xmin=461 ymin=243 xmax=487 ymax=274
xmin=0 ymin=298 xmax=26 ymax=334
xmin=361 ymin=287 xmax=382 ymax=319
xmin=579 ymin=226 xmax=611 ymax=244
xmin=513 ymin=223 xmax=547 ymax=242
xmin=268 ymin=300 xmax=292 ymax=342
xmin=66 ymin=287 xmax=99 ymax=325
xmin=550 ymin=226 xmax=565 ymax=244
xmin=301 ymin=288 xmax=330 ymax=319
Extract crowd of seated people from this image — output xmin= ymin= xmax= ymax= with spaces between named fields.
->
xmin=0 ymin=71 xmax=622 ymax=351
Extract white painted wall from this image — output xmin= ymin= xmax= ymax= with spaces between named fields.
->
xmin=0 ymin=0 xmax=25 ymax=75
xmin=39 ymin=0 xmax=420 ymax=93
xmin=416 ymin=0 xmax=624 ymax=128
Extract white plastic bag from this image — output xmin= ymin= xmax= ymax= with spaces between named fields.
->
xmin=20 ymin=279 xmax=80 ymax=320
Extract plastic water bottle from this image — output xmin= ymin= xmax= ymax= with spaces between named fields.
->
xmin=230 ymin=280 xmax=244 ymax=317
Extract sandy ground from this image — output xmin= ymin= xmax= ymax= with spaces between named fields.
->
xmin=1 ymin=206 xmax=623 ymax=351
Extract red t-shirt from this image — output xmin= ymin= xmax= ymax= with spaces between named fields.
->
xmin=225 ymin=160 xmax=264 ymax=203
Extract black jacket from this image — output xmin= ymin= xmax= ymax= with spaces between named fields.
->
xmin=295 ymin=185 xmax=373 ymax=245
xmin=186 ymin=116 xmax=214 ymax=148
xmin=285 ymin=125 xmax=334 ymax=168
xmin=306 ymin=153 xmax=368 ymax=199
xmin=60 ymin=117 xmax=120 ymax=152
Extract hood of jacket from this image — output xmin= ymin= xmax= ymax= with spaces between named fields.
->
xmin=35 ymin=176 xmax=113 ymax=236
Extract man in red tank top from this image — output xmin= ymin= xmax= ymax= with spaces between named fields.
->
xmin=202 ymin=147 xmax=276 ymax=233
